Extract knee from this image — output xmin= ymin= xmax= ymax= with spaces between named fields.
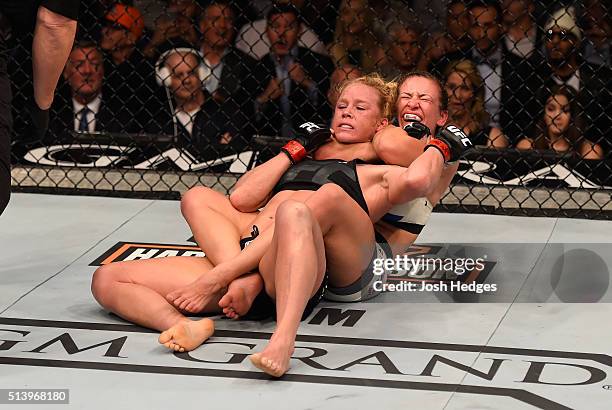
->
xmin=180 ymin=186 xmax=217 ymax=220
xmin=90 ymin=264 xmax=119 ymax=306
xmin=275 ymin=200 xmax=313 ymax=225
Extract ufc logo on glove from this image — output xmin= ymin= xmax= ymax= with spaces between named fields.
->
xmin=299 ymin=122 xmax=321 ymax=133
xmin=446 ymin=125 xmax=472 ymax=147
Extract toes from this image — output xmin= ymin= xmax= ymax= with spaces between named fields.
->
xmin=158 ymin=331 xmax=170 ymax=344
xmin=218 ymin=295 xmax=230 ymax=308
xmin=188 ymin=301 xmax=200 ymax=313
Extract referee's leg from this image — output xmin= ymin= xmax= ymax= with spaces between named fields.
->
xmin=0 ymin=32 xmax=12 ymax=215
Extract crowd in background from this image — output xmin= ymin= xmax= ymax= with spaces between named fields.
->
xmin=7 ymin=0 xmax=612 ymax=164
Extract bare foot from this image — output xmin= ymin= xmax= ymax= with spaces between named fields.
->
xmin=219 ymin=273 xmax=263 ymax=319
xmin=167 ymin=274 xmax=223 ymax=313
xmin=249 ymin=336 xmax=295 ymax=377
xmin=158 ymin=318 xmax=214 ymax=352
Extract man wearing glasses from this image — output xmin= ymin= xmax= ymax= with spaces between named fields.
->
xmin=0 ymin=0 xmax=78 ymax=215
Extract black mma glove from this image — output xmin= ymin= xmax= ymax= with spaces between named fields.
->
xmin=402 ymin=116 xmax=431 ymax=140
xmin=28 ymin=101 xmax=50 ymax=142
xmin=281 ymin=122 xmax=332 ymax=163
xmin=425 ymin=124 xmax=473 ymax=164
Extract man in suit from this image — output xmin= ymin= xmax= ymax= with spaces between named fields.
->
xmin=254 ymin=3 xmax=334 ymax=138
xmin=150 ymin=48 xmax=249 ymax=165
xmin=198 ymin=0 xmax=261 ymax=141
xmin=49 ymin=41 xmax=125 ymax=143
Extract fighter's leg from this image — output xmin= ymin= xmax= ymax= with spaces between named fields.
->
xmin=171 ymin=190 xmax=306 ymax=315
xmin=91 ymin=257 xmax=217 ymax=351
xmin=303 ymin=184 xmax=377 ymax=288
xmin=218 ymin=191 xmax=320 ymax=319
xmin=181 ymin=186 xmax=257 ymax=265
xmin=250 ymin=200 xmax=327 ymax=377
xmin=218 ymin=271 xmax=264 ymax=319
xmin=219 ymin=186 xmax=375 ymax=317
xmin=175 ymin=187 xmax=264 ymax=315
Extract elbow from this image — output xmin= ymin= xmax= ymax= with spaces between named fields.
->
xmin=229 ymin=189 xmax=261 ymax=213
xmin=228 ymin=190 xmax=250 ymax=212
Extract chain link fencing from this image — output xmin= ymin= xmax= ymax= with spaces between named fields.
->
xmin=6 ymin=0 xmax=612 ymax=218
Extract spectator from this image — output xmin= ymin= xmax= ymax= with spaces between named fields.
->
xmin=76 ymin=0 xmax=113 ymax=41
xmin=50 ymin=41 xmax=127 ymax=143
xmin=580 ymin=0 xmax=610 ymax=67
xmin=539 ymin=6 xmax=611 ymax=152
xmin=379 ymin=20 xmax=423 ymax=80
xmin=100 ymin=4 xmax=162 ymax=132
xmin=418 ymin=0 xmax=472 ymax=73
xmin=502 ymin=0 xmax=538 ymax=58
xmin=327 ymin=64 xmax=362 ymax=108
xmin=235 ymin=1 xmax=326 ymax=60
xmin=150 ymin=48 xmax=246 ymax=160
xmin=328 ymin=0 xmax=383 ymax=72
xmin=254 ymin=4 xmax=334 ymax=138
xmin=142 ymin=0 xmax=199 ymax=59
xmin=432 ymin=0 xmax=538 ymax=144
xmin=100 ymin=4 xmax=146 ymax=67
xmin=444 ymin=59 xmax=507 ymax=148
xmin=198 ymin=0 xmax=260 ymax=122
xmin=516 ymin=85 xmax=603 ymax=159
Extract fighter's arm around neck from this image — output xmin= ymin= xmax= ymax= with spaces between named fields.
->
xmin=230 ymin=129 xmax=382 ymax=212
xmin=385 ymin=147 xmax=446 ymax=205
xmin=372 ymin=125 xmax=426 ymax=167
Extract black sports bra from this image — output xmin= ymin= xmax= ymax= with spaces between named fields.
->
xmin=273 ymin=159 xmax=369 ymax=215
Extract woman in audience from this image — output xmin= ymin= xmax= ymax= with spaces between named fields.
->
xmin=444 ymin=59 xmax=508 ymax=148
xmin=516 ymin=85 xmax=604 ymax=159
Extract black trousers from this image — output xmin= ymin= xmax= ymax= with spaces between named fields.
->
xmin=0 ymin=22 xmax=11 ymax=215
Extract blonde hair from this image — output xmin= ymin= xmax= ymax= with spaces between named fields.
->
xmin=335 ymin=73 xmax=397 ymax=120
xmin=444 ymin=59 xmax=489 ymax=130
